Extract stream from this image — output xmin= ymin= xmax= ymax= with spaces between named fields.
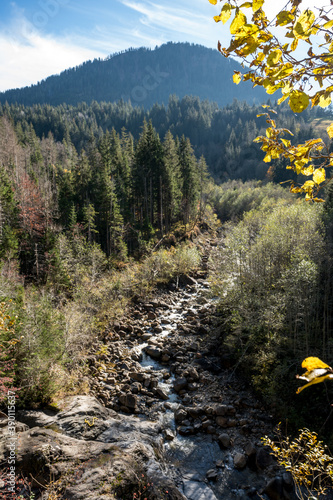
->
xmin=3 ymin=241 xmax=295 ymax=500
xmin=106 ymin=274 xmax=286 ymax=500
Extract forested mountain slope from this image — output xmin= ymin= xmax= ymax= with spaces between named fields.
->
xmin=0 ymin=43 xmax=268 ymax=108
xmin=1 ymin=97 xmax=328 ymax=183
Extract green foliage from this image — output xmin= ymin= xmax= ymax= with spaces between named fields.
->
xmin=208 ymin=180 xmax=293 ymax=222
xmin=48 ymin=233 xmax=107 ymax=294
xmin=210 ymin=199 xmax=326 ymax=404
xmin=13 ymin=290 xmax=68 ymax=406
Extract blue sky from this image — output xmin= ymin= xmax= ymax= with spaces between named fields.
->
xmin=0 ymin=0 xmax=227 ymax=91
xmin=0 ymin=0 xmax=327 ymax=92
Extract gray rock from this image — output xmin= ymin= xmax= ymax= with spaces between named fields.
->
xmin=264 ymin=476 xmax=287 ymax=500
xmin=173 ymin=377 xmax=188 ymax=392
xmin=183 ymin=480 xmax=219 ymax=500
xmin=256 ymin=447 xmax=273 ymax=470
xmin=233 ymin=452 xmax=247 ymax=469
xmin=175 ymin=409 xmax=188 ymax=423
xmin=155 ymin=387 xmax=169 ymax=400
xmin=118 ymin=393 xmax=137 ymax=409
xmin=216 ymin=417 xmax=228 ymax=427
xmin=164 ymin=429 xmax=175 ymax=441
xmin=245 ymin=441 xmax=256 ymax=457
xmin=218 ymin=433 xmax=231 ymax=448
xmin=145 ymin=347 xmax=162 ymax=359
xmin=215 ymin=405 xmax=228 ymax=416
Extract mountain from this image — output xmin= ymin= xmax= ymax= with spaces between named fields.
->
xmin=0 ymin=42 xmax=267 ymax=108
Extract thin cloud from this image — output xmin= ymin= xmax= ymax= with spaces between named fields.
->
xmin=121 ymin=0 xmax=223 ymax=45
xmin=0 ymin=12 xmax=101 ymax=91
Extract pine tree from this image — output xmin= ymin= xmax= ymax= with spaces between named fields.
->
xmin=161 ymin=131 xmax=182 ymax=233
xmin=178 ymin=136 xmax=200 ymax=226
xmin=133 ymin=120 xmax=164 ymax=231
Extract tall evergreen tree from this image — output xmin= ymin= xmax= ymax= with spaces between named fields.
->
xmin=178 ymin=136 xmax=200 ymax=225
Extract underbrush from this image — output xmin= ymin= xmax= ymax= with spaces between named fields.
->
xmin=0 ymin=231 xmax=202 ymax=410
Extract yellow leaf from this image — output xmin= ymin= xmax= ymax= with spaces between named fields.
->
xmin=240 ymin=2 xmax=252 ymax=7
xmin=295 ymin=158 xmax=308 ymax=174
xmin=230 ymin=9 xmax=247 ymax=34
xmin=252 ymin=0 xmax=264 ymax=12
xmin=323 ymin=19 xmax=333 ymax=29
xmin=276 ymin=11 xmax=294 ymax=26
xmin=326 ymin=123 xmax=333 ymax=138
xmin=296 ymin=374 xmax=333 ymax=394
xmin=302 ymin=164 xmax=314 ymax=176
xmin=208 ymin=0 xmax=217 ymax=4
xmin=289 ymin=91 xmax=310 ymax=113
xmin=275 ymin=62 xmax=293 ymax=79
xmin=318 ymin=93 xmax=332 ymax=108
xmin=266 ymin=49 xmax=282 ymax=67
xmin=302 ymin=180 xmax=315 ymax=189
xmin=277 ymin=95 xmax=288 ymax=105
xmin=313 ymin=167 xmax=326 ymax=185
xmin=293 ymin=9 xmax=316 ymax=40
xmin=263 ymin=153 xmax=271 ymax=162
xmin=214 ymin=3 xmax=232 ymax=24
xmin=291 ymin=37 xmax=298 ymax=51
xmin=233 ymin=72 xmax=242 ymax=84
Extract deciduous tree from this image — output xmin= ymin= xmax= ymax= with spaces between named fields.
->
xmin=209 ymin=0 xmax=333 ymax=199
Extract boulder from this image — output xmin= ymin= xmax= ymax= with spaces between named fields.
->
xmin=118 ymin=393 xmax=137 ymax=410
xmin=233 ymin=452 xmax=247 ymax=470
xmin=256 ymin=447 xmax=273 ymax=470
xmin=264 ymin=476 xmax=288 ymax=500
xmin=218 ymin=433 xmax=231 ymax=448
xmin=173 ymin=377 xmax=187 ymax=392
xmin=145 ymin=347 xmax=162 ymax=360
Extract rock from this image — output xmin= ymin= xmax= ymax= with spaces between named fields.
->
xmin=215 ymin=405 xmax=228 ymax=417
xmin=118 ymin=393 xmax=137 ymax=409
xmin=145 ymin=347 xmax=162 ymax=360
xmin=179 ymin=274 xmax=197 ymax=286
xmin=245 ymin=442 xmax=256 ymax=457
xmin=147 ymin=311 xmax=157 ymax=320
xmin=54 ymin=396 xmax=112 ymax=440
xmin=173 ymin=377 xmax=187 ymax=393
xmin=155 ymin=387 xmax=169 ymax=400
xmin=164 ymin=429 xmax=175 ymax=441
xmin=186 ymin=366 xmax=199 ymax=381
xmin=183 ymin=479 xmax=219 ymax=500
xmin=233 ymin=452 xmax=247 ymax=470
xmin=142 ymin=333 xmax=153 ymax=341
xmin=282 ymin=472 xmax=293 ymax=491
xmin=178 ymin=426 xmax=195 ymax=436
xmin=161 ymin=354 xmax=171 ymax=363
xmin=256 ymin=447 xmax=273 ymax=470
xmin=206 ymin=469 xmax=218 ymax=481
xmin=264 ymin=476 xmax=288 ymax=500
xmin=218 ymin=433 xmax=231 ymax=448
xmin=215 ymin=417 xmax=228 ymax=428
xmin=188 ymin=407 xmax=204 ymax=418
xmin=175 ymin=409 xmax=187 ymax=423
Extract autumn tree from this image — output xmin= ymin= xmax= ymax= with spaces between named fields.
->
xmin=209 ymin=0 xmax=333 ymax=200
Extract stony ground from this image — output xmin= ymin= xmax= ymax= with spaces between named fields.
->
xmin=0 ymin=237 xmax=298 ymax=499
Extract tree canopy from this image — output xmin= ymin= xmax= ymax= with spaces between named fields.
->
xmin=209 ymin=0 xmax=333 ymax=200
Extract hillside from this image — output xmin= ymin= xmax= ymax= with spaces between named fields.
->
xmin=0 ymin=42 xmax=267 ymax=108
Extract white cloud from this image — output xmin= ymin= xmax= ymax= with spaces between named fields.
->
xmin=120 ymin=0 xmax=227 ymax=48
xmin=0 ymin=12 xmax=102 ymax=92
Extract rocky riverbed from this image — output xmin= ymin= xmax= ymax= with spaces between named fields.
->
xmin=0 ymin=239 xmax=296 ymax=499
